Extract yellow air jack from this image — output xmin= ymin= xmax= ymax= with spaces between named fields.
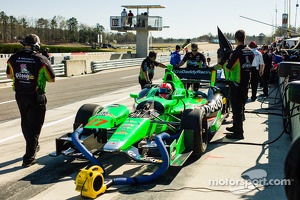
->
xmin=75 ymin=165 xmax=112 ymax=199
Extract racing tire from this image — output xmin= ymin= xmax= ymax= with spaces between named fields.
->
xmin=181 ymin=108 xmax=208 ymax=156
xmin=73 ymin=104 xmax=103 ymax=131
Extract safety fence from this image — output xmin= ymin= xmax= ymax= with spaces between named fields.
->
xmin=0 ymin=54 xmax=12 ymax=59
xmin=91 ymin=58 xmax=145 ymax=72
xmin=91 ymin=55 xmax=170 ymax=73
xmin=0 ymin=55 xmax=171 ymax=83
xmin=0 ymin=63 xmax=65 ymax=83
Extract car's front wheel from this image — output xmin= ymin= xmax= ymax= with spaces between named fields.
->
xmin=73 ymin=104 xmax=103 ymax=131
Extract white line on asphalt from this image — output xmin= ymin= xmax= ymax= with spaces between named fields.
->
xmin=0 ymin=96 xmax=130 ymax=143
xmin=0 ymin=133 xmax=22 ymax=143
xmin=0 ymin=100 xmax=15 ymax=105
xmin=120 ymin=75 xmax=138 ymax=79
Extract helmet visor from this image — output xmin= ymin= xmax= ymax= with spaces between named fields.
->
xmin=159 ymin=88 xmax=170 ymax=94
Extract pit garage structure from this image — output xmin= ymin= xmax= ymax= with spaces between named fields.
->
xmin=110 ymin=5 xmax=165 ymax=58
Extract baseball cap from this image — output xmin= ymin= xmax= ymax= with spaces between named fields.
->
xmin=249 ymin=41 xmax=257 ymax=48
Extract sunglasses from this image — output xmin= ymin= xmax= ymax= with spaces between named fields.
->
xmin=192 ymin=49 xmax=198 ymax=52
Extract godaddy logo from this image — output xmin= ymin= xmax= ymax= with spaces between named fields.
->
xmin=173 ymin=69 xmax=210 ymax=75
xmin=15 ymin=72 xmax=30 ymax=80
xmin=209 ymin=169 xmax=292 ymax=194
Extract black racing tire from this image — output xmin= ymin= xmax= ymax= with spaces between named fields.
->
xmin=181 ymin=108 xmax=208 ymax=156
xmin=73 ymin=104 xmax=103 ymax=131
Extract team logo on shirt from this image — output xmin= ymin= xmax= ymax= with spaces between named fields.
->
xmin=15 ymin=63 xmax=34 ymax=80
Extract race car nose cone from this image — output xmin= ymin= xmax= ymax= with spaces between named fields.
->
xmin=103 ymin=141 xmax=123 ymax=152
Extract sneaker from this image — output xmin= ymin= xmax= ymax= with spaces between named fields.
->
xmin=226 ymin=133 xmax=244 ymax=140
xmin=226 ymin=126 xmax=235 ymax=132
xmin=22 ymin=159 xmax=37 ymax=168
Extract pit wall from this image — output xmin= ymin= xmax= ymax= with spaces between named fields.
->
xmin=63 ymin=53 xmax=136 ymax=76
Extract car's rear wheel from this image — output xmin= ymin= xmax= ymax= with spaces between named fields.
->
xmin=181 ymin=108 xmax=208 ymax=155
xmin=73 ymin=104 xmax=103 ymax=131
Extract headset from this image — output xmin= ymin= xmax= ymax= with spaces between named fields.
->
xmin=20 ymin=34 xmax=40 ymax=51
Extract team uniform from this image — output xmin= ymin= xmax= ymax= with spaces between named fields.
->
xmin=225 ymin=45 xmax=254 ymax=136
xmin=181 ymin=51 xmax=206 ymax=91
xmin=138 ymin=56 xmax=160 ymax=89
xmin=6 ymin=49 xmax=55 ymax=166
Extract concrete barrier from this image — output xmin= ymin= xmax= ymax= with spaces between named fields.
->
xmin=0 ymin=52 xmax=169 ymax=83
xmin=65 ymin=60 xmax=87 ymax=77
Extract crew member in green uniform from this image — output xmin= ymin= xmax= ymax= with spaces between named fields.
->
xmin=213 ymin=30 xmax=254 ymax=139
xmin=177 ymin=43 xmax=207 ymax=91
xmin=6 ymin=34 xmax=56 ymax=167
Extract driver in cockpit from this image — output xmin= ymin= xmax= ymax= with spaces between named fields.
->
xmin=159 ymin=83 xmax=173 ymax=99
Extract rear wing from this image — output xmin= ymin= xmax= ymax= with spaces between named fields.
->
xmin=172 ymin=68 xmax=221 ymax=86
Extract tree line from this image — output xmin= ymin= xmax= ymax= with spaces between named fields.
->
xmin=0 ymin=11 xmax=295 ymax=46
xmin=0 ymin=11 xmax=137 ymax=45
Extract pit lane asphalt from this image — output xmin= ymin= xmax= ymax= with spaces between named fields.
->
xmin=0 ymin=61 xmax=291 ymax=200
xmin=0 ymin=66 xmax=144 ymax=123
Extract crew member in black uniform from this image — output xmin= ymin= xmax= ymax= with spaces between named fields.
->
xmin=177 ymin=43 xmax=207 ymax=91
xmin=213 ymin=30 xmax=254 ymax=139
xmin=138 ymin=51 xmax=166 ymax=89
xmin=6 ymin=34 xmax=55 ymax=167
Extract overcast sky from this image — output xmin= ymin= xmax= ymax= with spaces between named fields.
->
xmin=0 ymin=0 xmax=298 ymax=38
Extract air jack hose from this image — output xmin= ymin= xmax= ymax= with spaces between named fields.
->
xmin=71 ymin=127 xmax=105 ymax=170
xmin=112 ymin=132 xmax=179 ymax=185
xmin=72 ymin=129 xmax=179 ymax=185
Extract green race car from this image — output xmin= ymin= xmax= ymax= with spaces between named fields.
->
xmin=51 ymin=64 xmax=230 ymax=198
